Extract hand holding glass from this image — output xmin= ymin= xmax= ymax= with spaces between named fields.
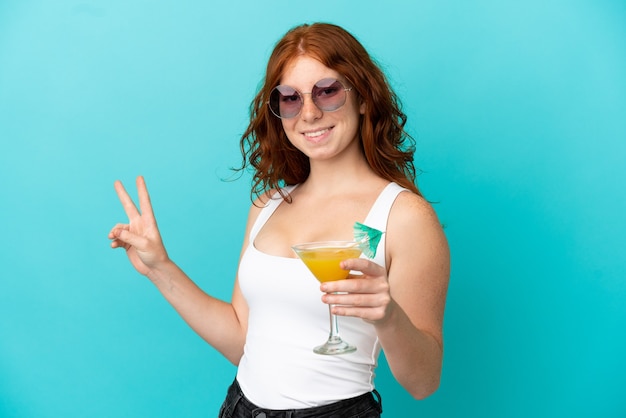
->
xmin=292 ymin=241 xmax=362 ymax=355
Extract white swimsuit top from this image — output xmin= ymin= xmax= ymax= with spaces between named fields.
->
xmin=236 ymin=182 xmax=407 ymax=409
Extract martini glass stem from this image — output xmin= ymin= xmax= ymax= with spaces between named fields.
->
xmin=316 ymin=297 xmax=355 ymax=354
xmin=327 ymin=303 xmax=342 ymax=344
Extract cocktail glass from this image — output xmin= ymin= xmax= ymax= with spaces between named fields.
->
xmin=292 ymin=241 xmax=362 ymax=355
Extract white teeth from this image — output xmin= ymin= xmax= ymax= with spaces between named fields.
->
xmin=304 ymin=128 xmax=329 ymax=138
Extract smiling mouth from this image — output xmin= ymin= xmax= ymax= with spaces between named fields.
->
xmin=303 ymin=128 xmax=331 ymax=138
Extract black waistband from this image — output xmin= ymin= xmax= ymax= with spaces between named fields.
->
xmin=225 ymin=379 xmax=383 ymax=418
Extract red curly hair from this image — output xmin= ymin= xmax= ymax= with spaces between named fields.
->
xmin=237 ymin=23 xmax=420 ymax=201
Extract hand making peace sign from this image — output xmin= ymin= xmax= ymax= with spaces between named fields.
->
xmin=108 ymin=176 xmax=170 ymax=278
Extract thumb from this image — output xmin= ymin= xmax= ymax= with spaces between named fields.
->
xmin=111 ymin=227 xmax=149 ymax=250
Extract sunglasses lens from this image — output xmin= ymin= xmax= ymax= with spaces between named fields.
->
xmin=312 ymin=79 xmax=347 ymax=111
xmin=267 ymin=79 xmax=349 ymax=118
xmin=269 ymin=85 xmax=301 ymax=118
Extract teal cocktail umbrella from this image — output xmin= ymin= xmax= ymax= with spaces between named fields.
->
xmin=353 ymin=222 xmax=384 ymax=258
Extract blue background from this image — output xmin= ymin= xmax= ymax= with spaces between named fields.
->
xmin=1 ymin=1 xmax=625 ymax=417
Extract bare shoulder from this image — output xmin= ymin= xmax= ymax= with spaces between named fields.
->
xmin=243 ymin=188 xmax=285 ymax=239
xmin=388 ymin=191 xmax=444 ymax=233
xmin=387 ymin=191 xmax=448 ymax=257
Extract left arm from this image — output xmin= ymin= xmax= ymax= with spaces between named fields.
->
xmin=321 ymin=192 xmax=450 ymax=399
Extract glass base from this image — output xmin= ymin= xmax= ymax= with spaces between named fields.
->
xmin=313 ymin=337 xmax=357 ymax=355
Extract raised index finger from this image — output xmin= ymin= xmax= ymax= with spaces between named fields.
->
xmin=114 ymin=179 xmax=140 ymax=219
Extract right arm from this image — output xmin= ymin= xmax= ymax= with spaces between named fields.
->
xmin=108 ymin=176 xmax=259 ymax=365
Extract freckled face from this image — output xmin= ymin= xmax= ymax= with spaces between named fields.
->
xmin=278 ymin=55 xmax=365 ymax=162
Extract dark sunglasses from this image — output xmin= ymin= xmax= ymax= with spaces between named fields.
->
xmin=268 ymin=78 xmax=353 ymax=119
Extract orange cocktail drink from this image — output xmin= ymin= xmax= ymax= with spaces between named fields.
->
xmin=296 ymin=247 xmax=362 ymax=282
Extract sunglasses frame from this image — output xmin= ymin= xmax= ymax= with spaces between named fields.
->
xmin=267 ymin=78 xmax=353 ymax=119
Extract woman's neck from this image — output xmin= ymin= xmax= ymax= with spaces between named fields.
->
xmin=303 ymin=155 xmax=381 ymax=196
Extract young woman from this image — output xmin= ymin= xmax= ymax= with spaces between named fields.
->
xmin=109 ymin=22 xmax=449 ymax=418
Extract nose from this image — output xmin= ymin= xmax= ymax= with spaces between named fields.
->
xmin=300 ymin=93 xmax=323 ymax=121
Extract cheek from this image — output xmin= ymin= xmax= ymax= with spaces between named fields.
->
xmin=281 ymin=119 xmax=296 ymax=137
xmin=281 ymin=121 xmax=301 ymax=147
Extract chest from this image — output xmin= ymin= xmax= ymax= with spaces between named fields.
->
xmin=254 ymin=192 xmax=377 ymax=258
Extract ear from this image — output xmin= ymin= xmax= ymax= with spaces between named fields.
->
xmin=359 ymin=99 xmax=366 ymax=115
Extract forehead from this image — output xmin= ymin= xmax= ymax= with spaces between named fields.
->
xmin=280 ymin=55 xmax=343 ymax=87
